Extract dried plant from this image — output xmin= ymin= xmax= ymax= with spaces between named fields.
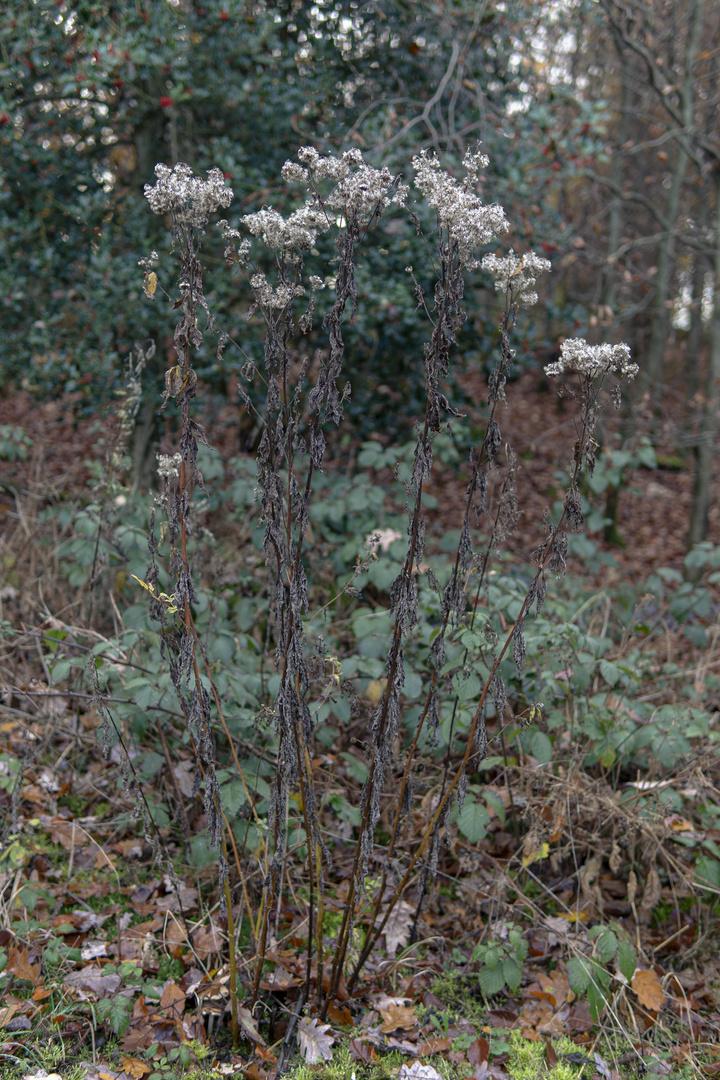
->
xmin=125 ymin=146 xmax=637 ymax=1042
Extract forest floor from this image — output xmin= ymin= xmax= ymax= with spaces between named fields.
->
xmin=0 ymin=365 xmax=719 ymax=1080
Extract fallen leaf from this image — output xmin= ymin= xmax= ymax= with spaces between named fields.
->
xmin=243 ymin=1063 xmax=266 ymax=1080
xmin=0 ymin=1002 xmax=19 ymax=1027
xmin=348 ymin=1038 xmax=376 ymax=1063
xmin=238 ymin=1005 xmax=266 ymax=1045
xmin=399 ymin=1065 xmax=442 ymax=1080
xmin=379 ymin=1002 xmax=417 ymax=1033
xmin=254 ymin=1046 xmax=277 ymax=1064
xmin=417 ymin=1037 xmax=452 ymax=1055
xmin=632 ymin=969 xmax=666 ymax=1011
xmin=191 ymin=925 xmax=223 ymax=958
xmin=522 ymin=841 xmax=549 ymax=868
xmin=159 ymin=981 xmax=186 ymax=1019
xmin=7 ymin=946 xmax=40 ymax=986
xmin=119 ymin=1055 xmax=152 ymax=1078
xmin=259 ymin=965 xmax=299 ymax=990
xmin=486 ymin=1008 xmax=519 ymax=1028
xmin=63 ymin=966 xmax=122 ymax=998
xmin=297 ymin=1016 xmax=334 ymax=1063
xmin=383 ymin=900 xmax=415 ymax=958
xmin=327 ymin=1001 xmax=352 ymax=1025
xmin=468 ymin=1038 xmax=490 ymax=1066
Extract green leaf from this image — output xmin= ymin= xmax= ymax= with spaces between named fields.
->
xmin=478 ymin=963 xmax=506 ymax=996
xmin=599 ymin=659 xmax=620 ymax=686
xmin=457 ymin=800 xmax=490 ymax=843
xmin=695 ymin=855 xmax=720 ymax=890
xmin=617 ymin=940 xmax=637 ymax=983
xmin=50 ymin=659 xmax=71 ymax=684
xmin=566 ymin=957 xmax=591 ymax=996
xmin=97 ymin=995 xmax=132 ymax=1036
xmin=483 ymin=789 xmax=506 ymax=825
xmin=502 ymin=955 xmax=523 ymax=993
xmin=596 ymin=929 xmax=618 ymax=964
xmin=484 ymin=948 xmax=500 ymax=970
xmin=527 ymin=729 xmax=552 ymax=765
xmin=587 ymin=980 xmax=607 ymax=1020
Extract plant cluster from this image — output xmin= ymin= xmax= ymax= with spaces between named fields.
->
xmin=114 ymin=145 xmax=644 ymax=1043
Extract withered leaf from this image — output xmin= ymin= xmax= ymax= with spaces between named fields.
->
xmin=63 ymin=966 xmax=122 ymax=998
xmin=383 ymin=900 xmax=414 ymax=958
xmin=467 ymin=1037 xmax=490 ymax=1066
xmin=297 ymin=1016 xmax=335 ymax=1063
xmin=632 ymin=969 xmax=666 ymax=1012
xmin=159 ymin=981 xmax=186 ymax=1018
xmin=238 ymin=1005 xmax=266 ymax=1045
xmin=7 ymin=945 xmax=41 ymax=986
xmin=379 ymin=1002 xmax=417 ymax=1033
xmin=120 ymin=1054 xmax=152 ymax=1078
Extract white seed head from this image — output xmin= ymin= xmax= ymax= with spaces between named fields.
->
xmin=545 ymin=338 xmax=638 ymax=379
xmin=412 ymin=150 xmax=509 ymax=266
xmin=242 ymin=201 xmax=331 ymax=252
xmin=156 ymin=452 xmax=182 ymax=479
xmin=144 ymin=163 xmax=232 ymax=230
xmin=482 ymin=249 xmax=552 ymax=307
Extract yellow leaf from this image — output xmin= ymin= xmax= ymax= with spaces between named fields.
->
xmin=522 ymin=841 xmax=549 ymax=868
xmin=366 ymin=678 xmax=387 ymax=704
xmin=147 ymin=271 xmax=157 ymax=296
xmin=120 ymin=1056 xmax=152 ymax=1079
xmin=131 ymin=574 xmax=155 ymax=595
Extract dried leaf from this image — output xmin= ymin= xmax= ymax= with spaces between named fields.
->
xmin=120 ymin=1055 xmax=152 ymax=1079
xmin=632 ymin=969 xmax=666 ymax=1012
xmin=639 ymin=868 xmax=662 ymax=919
xmin=297 ymin=1016 xmax=335 ymax=1064
xmin=379 ymin=1002 xmax=417 ymax=1032
xmin=0 ymin=1002 xmax=19 ymax=1028
xmin=159 ymin=981 xmax=186 ymax=1018
xmin=349 ymin=1038 xmax=376 ymax=1063
xmin=627 ymin=869 xmax=638 ymax=905
xmin=327 ymin=1001 xmax=352 ymax=1025
xmin=7 ymin=946 xmax=40 ymax=986
xmin=467 ymin=1037 xmax=490 ymax=1065
xmin=417 ymin=1037 xmax=453 ymax=1055
xmin=383 ymin=900 xmax=414 ymax=958
xmin=399 ymin=1065 xmax=442 ymax=1080
xmin=238 ymin=1005 xmax=266 ymax=1045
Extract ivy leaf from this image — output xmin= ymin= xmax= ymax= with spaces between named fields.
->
xmin=297 ymin=1017 xmax=335 ymax=1064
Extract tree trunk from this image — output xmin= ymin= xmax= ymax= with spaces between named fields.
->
xmin=643 ymin=0 xmax=703 ymax=414
xmin=687 ymin=170 xmax=720 ymax=561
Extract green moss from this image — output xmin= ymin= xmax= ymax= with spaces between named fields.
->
xmin=505 ymin=1031 xmax=585 ymax=1080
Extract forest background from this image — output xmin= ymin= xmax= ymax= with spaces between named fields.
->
xmin=1 ymin=2 xmax=720 ymax=1079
